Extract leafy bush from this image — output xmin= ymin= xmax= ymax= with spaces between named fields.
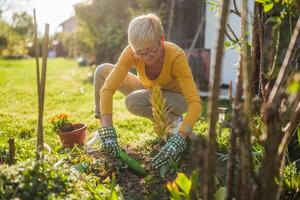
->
xmin=216 ymin=128 xmax=230 ymax=154
xmin=0 ymin=147 xmax=9 ymax=164
xmin=0 ymin=154 xmax=122 ymax=200
xmin=0 ymin=20 xmax=27 ymax=57
xmin=166 ymin=171 xmax=226 ymax=200
xmin=284 ymin=162 xmax=300 ymax=192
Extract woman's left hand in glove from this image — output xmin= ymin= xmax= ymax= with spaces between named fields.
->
xmin=152 ymin=134 xmax=187 ymax=169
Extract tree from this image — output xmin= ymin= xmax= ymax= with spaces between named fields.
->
xmin=72 ymin=0 xmax=169 ymax=64
xmin=74 ymin=0 xmax=131 ymax=63
xmin=0 ymin=11 xmax=33 ymax=57
xmin=11 ymin=11 xmax=33 ymax=55
xmin=12 ymin=12 xmax=33 ymax=37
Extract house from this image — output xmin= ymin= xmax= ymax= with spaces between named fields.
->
xmin=205 ymin=1 xmax=254 ymax=97
xmin=169 ymin=0 xmax=254 ymax=98
xmin=59 ymin=16 xmax=77 ymax=33
xmin=56 ymin=16 xmax=77 ymax=57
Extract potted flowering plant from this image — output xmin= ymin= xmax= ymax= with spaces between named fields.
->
xmin=50 ymin=113 xmax=87 ymax=148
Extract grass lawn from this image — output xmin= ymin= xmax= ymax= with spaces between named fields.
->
xmin=0 ymin=58 xmax=161 ymax=160
xmin=0 ymin=58 xmax=231 ymax=199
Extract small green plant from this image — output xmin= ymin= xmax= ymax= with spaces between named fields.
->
xmin=150 ymin=84 xmax=173 ymax=141
xmin=0 ymin=147 xmax=9 ymax=164
xmin=216 ymin=128 xmax=230 ymax=153
xmin=81 ymin=173 xmax=124 ymax=200
xmin=166 ymin=171 xmax=201 ymax=200
xmin=217 ymin=143 xmax=264 ymax=169
xmin=284 ymin=162 xmax=300 ymax=192
xmin=167 ymin=171 xmax=227 ymax=200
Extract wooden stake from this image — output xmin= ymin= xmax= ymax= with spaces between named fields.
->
xmin=33 ymin=9 xmax=40 ymax=104
xmin=33 ymin=9 xmax=43 ymax=159
xmin=36 ymin=22 xmax=49 ymax=159
xmin=8 ymin=138 xmax=15 ymax=165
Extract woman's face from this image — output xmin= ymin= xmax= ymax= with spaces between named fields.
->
xmin=132 ymin=42 xmax=163 ymax=66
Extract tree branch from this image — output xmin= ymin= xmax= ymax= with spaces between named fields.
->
xmin=230 ymin=9 xmax=241 ymax=17
xmin=278 ymin=101 xmax=300 ymax=158
xmin=225 ymin=26 xmax=239 ymax=43
xmin=238 ymin=0 xmax=254 ymax=198
xmin=203 ymin=0 xmax=231 ymax=199
xmin=257 ymin=4 xmax=266 ymax=100
xmin=233 ymin=0 xmax=241 ymax=17
xmin=268 ymin=17 xmax=300 ymax=103
xmin=227 ymin=24 xmax=240 ymax=43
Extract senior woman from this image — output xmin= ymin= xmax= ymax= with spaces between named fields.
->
xmin=93 ymin=13 xmax=202 ymax=169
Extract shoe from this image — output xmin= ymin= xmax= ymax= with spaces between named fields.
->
xmin=170 ymin=115 xmax=183 ymax=135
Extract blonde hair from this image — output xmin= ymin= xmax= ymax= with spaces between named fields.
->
xmin=128 ymin=13 xmax=164 ymax=50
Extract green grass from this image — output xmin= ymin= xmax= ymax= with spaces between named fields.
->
xmin=0 ymin=58 xmax=231 ymax=161
xmin=0 ymin=58 xmax=234 ymax=200
xmin=0 ymin=58 xmax=158 ymax=161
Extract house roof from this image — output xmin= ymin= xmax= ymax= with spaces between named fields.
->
xmin=59 ymin=16 xmax=76 ymax=27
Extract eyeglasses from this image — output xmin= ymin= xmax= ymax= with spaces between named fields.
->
xmin=132 ymin=43 xmax=161 ymax=59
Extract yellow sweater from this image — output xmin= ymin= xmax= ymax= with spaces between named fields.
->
xmin=100 ymin=42 xmax=202 ymax=133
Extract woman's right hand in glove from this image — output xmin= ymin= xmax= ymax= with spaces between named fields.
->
xmin=98 ymin=126 xmax=120 ymax=157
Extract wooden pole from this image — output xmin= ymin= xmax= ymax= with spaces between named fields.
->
xmin=8 ymin=138 xmax=15 ymax=165
xmin=36 ymin=23 xmax=49 ymax=159
xmin=33 ymin=9 xmax=40 ymax=104
xmin=33 ymin=9 xmax=42 ymax=159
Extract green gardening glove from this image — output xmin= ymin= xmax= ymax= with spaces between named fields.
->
xmin=98 ymin=126 xmax=120 ymax=157
xmin=152 ymin=134 xmax=187 ymax=169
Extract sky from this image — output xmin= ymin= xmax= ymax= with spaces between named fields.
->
xmin=3 ymin=0 xmax=85 ymax=35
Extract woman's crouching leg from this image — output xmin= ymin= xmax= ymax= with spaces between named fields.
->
xmin=94 ymin=63 xmax=114 ymax=119
xmin=125 ymin=89 xmax=153 ymax=119
xmin=125 ymin=89 xmax=187 ymax=122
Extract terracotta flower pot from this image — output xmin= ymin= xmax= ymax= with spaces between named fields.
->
xmin=58 ymin=123 xmax=87 ymax=148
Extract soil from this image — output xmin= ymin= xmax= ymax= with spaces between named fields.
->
xmin=88 ymin=143 xmax=227 ymax=200
xmin=61 ymin=123 xmax=84 ymax=132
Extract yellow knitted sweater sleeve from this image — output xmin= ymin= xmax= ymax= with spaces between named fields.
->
xmin=171 ymin=51 xmax=202 ymax=133
xmin=100 ymin=46 xmax=133 ymax=115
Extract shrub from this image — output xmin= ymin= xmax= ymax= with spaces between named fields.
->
xmin=0 ymin=154 xmax=123 ymax=200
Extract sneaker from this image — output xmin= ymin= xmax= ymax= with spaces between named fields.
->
xmin=169 ymin=115 xmax=183 ymax=135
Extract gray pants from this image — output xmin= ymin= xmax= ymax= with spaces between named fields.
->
xmin=94 ymin=63 xmax=187 ymax=121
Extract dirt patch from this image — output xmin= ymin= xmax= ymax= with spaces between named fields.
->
xmin=88 ymin=143 xmax=227 ymax=199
